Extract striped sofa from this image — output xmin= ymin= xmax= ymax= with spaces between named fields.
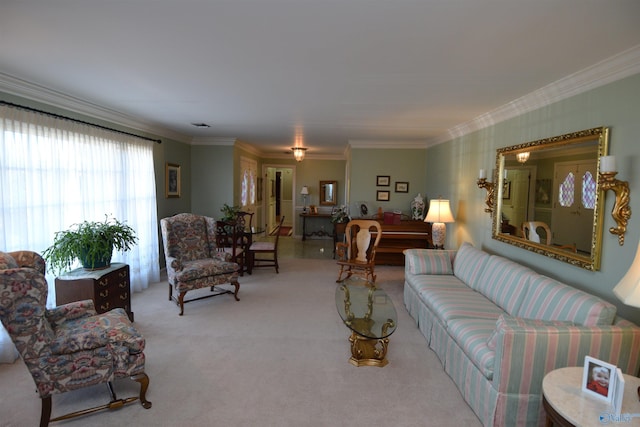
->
xmin=403 ymin=242 xmax=640 ymax=427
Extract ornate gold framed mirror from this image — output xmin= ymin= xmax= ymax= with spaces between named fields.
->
xmin=320 ymin=180 xmax=337 ymax=206
xmin=493 ymin=127 xmax=609 ymax=270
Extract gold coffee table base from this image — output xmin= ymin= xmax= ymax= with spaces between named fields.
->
xmin=348 ymin=332 xmax=390 ymax=367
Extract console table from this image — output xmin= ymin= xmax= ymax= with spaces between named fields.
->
xmin=55 ymin=263 xmax=133 ymax=321
xmin=300 ymin=213 xmax=333 ymax=241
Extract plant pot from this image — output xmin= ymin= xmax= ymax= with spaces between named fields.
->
xmin=79 ymin=245 xmax=113 ymax=270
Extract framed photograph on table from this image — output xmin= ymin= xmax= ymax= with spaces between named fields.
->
xmin=376 ymin=190 xmax=390 ymax=202
xmin=165 ymin=163 xmax=181 ymax=198
xmin=376 ymin=175 xmax=390 ymax=186
xmin=395 ymin=182 xmax=409 ymax=193
xmin=582 ymin=356 xmax=616 ymax=403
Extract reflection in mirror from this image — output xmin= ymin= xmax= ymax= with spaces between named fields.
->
xmin=493 ymin=127 xmax=609 ymax=271
xmin=320 ymin=180 xmax=337 ymax=206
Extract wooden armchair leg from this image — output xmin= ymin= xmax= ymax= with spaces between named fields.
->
xmin=40 ymin=396 xmax=52 ymax=427
xmin=132 ymin=373 xmax=152 ymax=409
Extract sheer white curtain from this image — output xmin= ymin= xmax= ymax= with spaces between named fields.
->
xmin=0 ymin=104 xmax=160 ymax=362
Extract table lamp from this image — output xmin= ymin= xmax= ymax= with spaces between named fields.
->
xmin=424 ymin=198 xmax=455 ymax=249
xmin=301 ymin=186 xmax=309 ymax=212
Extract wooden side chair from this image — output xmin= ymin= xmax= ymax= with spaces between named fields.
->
xmin=247 ymin=216 xmax=285 ymax=274
xmin=0 ymin=250 xmax=151 ymax=426
xmin=335 ymin=219 xmax=383 ymax=283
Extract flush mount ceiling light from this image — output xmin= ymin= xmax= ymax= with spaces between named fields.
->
xmin=291 ymin=147 xmax=307 ymax=162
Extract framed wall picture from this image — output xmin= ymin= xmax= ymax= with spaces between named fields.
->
xmin=582 ymin=356 xmax=616 ymax=403
xmin=376 ymin=190 xmax=390 ymax=201
xmin=165 ymin=163 xmax=181 ymax=198
xmin=395 ymin=182 xmax=409 ymax=193
xmin=377 ymin=175 xmax=390 ymax=186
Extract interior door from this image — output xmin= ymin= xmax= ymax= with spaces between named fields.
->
xmin=551 ymin=160 xmax=597 ymax=253
xmin=503 ymin=167 xmax=535 ymax=237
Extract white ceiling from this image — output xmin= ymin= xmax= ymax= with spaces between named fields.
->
xmin=1 ymin=1 xmax=640 ymax=157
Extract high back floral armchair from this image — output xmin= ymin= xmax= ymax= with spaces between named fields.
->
xmin=161 ymin=213 xmax=240 ymax=315
xmin=0 ymin=250 xmax=151 ymax=427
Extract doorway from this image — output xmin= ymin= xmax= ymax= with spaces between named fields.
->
xmin=262 ymin=165 xmax=295 ymax=235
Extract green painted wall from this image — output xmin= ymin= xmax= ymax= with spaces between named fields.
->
xmin=425 ymin=72 xmax=640 ymax=323
xmin=350 ymin=148 xmax=428 ymax=217
xmin=191 ymin=145 xmax=234 ymax=217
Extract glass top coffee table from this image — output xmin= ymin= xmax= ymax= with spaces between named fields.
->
xmin=335 ymin=276 xmax=397 ymax=367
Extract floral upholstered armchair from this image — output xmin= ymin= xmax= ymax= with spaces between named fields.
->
xmin=160 ymin=213 xmax=240 ymax=315
xmin=0 ymin=250 xmax=151 ymax=426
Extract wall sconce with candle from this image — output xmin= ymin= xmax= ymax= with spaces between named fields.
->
xmin=477 ymin=169 xmax=495 ymax=215
xmin=598 ymin=155 xmax=631 ymax=245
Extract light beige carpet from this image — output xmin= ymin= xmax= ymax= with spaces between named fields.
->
xmin=0 ymin=258 xmax=481 ymax=427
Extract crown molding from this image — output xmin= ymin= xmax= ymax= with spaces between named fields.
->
xmin=191 ymin=137 xmax=238 ymax=146
xmin=0 ymin=72 xmax=192 ymax=143
xmin=430 ymin=44 xmax=640 ymax=146
xmin=348 ymin=139 xmax=427 ymax=149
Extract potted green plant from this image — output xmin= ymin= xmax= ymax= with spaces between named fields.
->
xmin=43 ymin=216 xmax=138 ymax=273
xmin=220 ymin=203 xmax=241 ymax=222
xmin=330 ymin=206 xmax=350 ymax=224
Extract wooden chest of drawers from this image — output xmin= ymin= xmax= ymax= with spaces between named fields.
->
xmin=55 ymin=263 xmax=133 ymax=321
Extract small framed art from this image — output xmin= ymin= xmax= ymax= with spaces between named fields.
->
xmin=377 ymin=175 xmax=390 ymax=186
xmin=395 ymin=182 xmax=409 ymax=193
xmin=165 ymin=163 xmax=181 ymax=198
xmin=582 ymin=356 xmax=616 ymax=403
xmin=377 ymin=190 xmax=390 ymax=202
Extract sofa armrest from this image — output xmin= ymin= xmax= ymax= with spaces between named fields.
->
xmin=403 ymin=248 xmax=455 ymax=275
xmin=212 ymin=251 xmax=232 ymax=262
xmin=46 ymin=300 xmax=97 ymax=329
xmin=492 ymin=316 xmax=640 ymax=395
xmin=165 ymin=256 xmax=182 ymax=272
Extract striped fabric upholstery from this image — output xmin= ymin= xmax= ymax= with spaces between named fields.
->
xmin=492 ymin=315 xmax=640 ymax=396
xmin=423 ymin=288 xmax=505 ymax=325
xmin=402 ymin=243 xmax=640 ymax=427
xmin=447 ymin=318 xmax=496 ymax=379
xmin=404 ymin=249 xmax=455 ymax=275
xmin=514 ymin=274 xmax=617 ymax=326
xmin=452 ymin=242 xmax=490 ymax=291
xmin=411 ymin=274 xmax=472 ymax=295
xmin=474 ymin=256 xmax=535 ymax=314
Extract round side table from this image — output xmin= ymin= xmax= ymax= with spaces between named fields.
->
xmin=543 ymin=366 xmax=640 ymax=426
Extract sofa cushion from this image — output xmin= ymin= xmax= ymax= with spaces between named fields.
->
xmin=486 ymin=315 xmax=575 ymax=351
xmin=514 ymin=274 xmax=617 ymax=326
xmin=447 ymin=317 xmax=497 ymax=379
xmin=452 ymin=242 xmax=490 ymax=291
xmin=404 ymin=249 xmax=454 ymax=275
xmin=421 ymin=287 xmax=505 ymax=326
xmin=174 ymin=259 xmax=239 ymax=282
xmin=474 ymin=255 xmax=535 ymax=314
xmin=407 ymin=274 xmax=471 ymax=294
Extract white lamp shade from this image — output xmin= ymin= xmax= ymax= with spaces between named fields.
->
xmin=613 ymin=239 xmax=640 ymax=307
xmin=300 ymin=186 xmax=309 ymax=195
xmin=424 ymin=199 xmax=455 ymax=223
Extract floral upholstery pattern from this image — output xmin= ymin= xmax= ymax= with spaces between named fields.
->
xmin=161 ymin=213 xmax=240 ymax=315
xmin=0 ymin=251 xmax=147 ymax=401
